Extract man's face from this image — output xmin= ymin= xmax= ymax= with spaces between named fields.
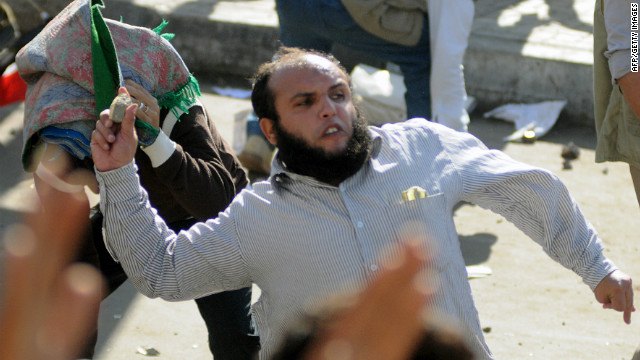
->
xmin=269 ymin=55 xmax=357 ymax=155
xmin=263 ymin=55 xmax=370 ymax=185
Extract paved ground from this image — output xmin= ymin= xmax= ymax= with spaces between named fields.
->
xmin=2 ymin=0 xmax=640 ymax=359
xmin=2 ymin=89 xmax=640 ymax=359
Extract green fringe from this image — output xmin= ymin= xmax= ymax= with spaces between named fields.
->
xmin=153 ymin=19 xmax=175 ymax=41
xmin=161 ymin=33 xmax=175 ymax=41
xmin=157 ymin=75 xmax=202 ymax=119
xmin=153 ymin=19 xmax=169 ymax=34
xmin=149 ymin=19 xmax=198 ymax=119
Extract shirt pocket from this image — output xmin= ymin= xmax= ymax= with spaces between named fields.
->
xmin=383 ymin=191 xmax=457 ymax=274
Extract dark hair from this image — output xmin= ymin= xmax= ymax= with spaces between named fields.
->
xmin=270 ymin=312 xmax=476 ymax=360
xmin=250 ymin=46 xmax=350 ymax=124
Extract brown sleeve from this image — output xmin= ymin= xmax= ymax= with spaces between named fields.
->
xmin=145 ymin=106 xmax=248 ymax=221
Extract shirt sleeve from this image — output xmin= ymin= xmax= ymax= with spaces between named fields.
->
xmin=436 ymin=126 xmax=617 ymax=290
xmin=144 ymin=105 xmax=248 ymax=220
xmin=96 ymin=161 xmax=251 ymax=301
xmin=603 ymin=0 xmax=639 ymax=81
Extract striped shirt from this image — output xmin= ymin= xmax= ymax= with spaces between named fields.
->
xmin=97 ymin=118 xmax=616 ymax=360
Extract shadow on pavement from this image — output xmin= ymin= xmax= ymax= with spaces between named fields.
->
xmin=459 ymin=232 xmax=498 ymax=266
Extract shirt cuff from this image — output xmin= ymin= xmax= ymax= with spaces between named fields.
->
xmin=95 ymin=161 xmax=143 ymax=204
xmin=608 ymin=49 xmax=632 ymax=83
xmin=582 ymin=252 xmax=618 ymax=291
xmin=141 ymin=130 xmax=176 ymax=167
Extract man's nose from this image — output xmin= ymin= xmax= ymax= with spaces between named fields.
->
xmin=319 ymin=96 xmax=337 ymax=119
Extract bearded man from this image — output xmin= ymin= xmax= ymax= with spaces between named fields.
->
xmin=91 ymin=47 xmax=634 ymax=360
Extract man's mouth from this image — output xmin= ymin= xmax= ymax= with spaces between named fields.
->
xmin=322 ymin=123 xmax=344 ymax=137
xmin=325 ymin=127 xmax=339 ymax=135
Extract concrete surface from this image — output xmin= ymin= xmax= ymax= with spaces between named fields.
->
xmin=2 ymin=0 xmax=640 ymax=359
xmin=101 ymin=0 xmax=597 ymax=126
xmin=467 ymin=0 xmax=596 ymax=126
xmin=8 ymin=0 xmax=597 ymax=126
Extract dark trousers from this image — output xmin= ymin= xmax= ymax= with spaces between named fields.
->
xmin=195 ymin=287 xmax=258 ymax=360
xmin=80 ymin=208 xmax=259 ymax=359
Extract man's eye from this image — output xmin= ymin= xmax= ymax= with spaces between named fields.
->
xmin=331 ymin=92 xmax=345 ymax=100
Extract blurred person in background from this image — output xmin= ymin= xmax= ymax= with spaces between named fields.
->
xmin=593 ymin=1 xmax=640 ymax=358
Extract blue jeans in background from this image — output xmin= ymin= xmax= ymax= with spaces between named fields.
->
xmin=275 ymin=0 xmax=431 ymax=120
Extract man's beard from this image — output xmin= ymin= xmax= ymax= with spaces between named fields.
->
xmin=273 ymin=111 xmax=371 ymax=185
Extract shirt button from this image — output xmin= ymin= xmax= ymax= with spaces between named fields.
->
xmin=356 ymin=221 xmax=364 ymax=228
xmin=370 ymin=264 xmax=378 ymax=271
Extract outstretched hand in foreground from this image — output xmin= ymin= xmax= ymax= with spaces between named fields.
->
xmin=0 ymin=183 xmax=105 ymax=360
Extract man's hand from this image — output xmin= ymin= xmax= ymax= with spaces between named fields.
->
xmin=124 ymin=79 xmax=160 ymax=130
xmin=594 ymin=270 xmax=635 ymax=324
xmin=0 ymin=183 xmax=105 ymax=360
xmin=90 ymin=87 xmax=139 ymax=172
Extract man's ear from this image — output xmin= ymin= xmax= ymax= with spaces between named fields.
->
xmin=260 ymin=117 xmax=278 ymax=146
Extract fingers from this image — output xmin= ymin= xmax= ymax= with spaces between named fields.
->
xmin=124 ymin=80 xmax=154 ymax=104
xmin=40 ymin=264 xmax=104 ymax=360
xmin=121 ymin=102 xmax=139 ymax=136
xmin=624 ymin=305 xmax=633 ymax=325
xmin=604 ymin=293 xmax=634 ymax=325
xmin=624 ymin=281 xmax=634 ymax=324
xmin=0 ymin=187 xmax=101 ymax=360
xmin=602 ymin=293 xmax=633 ymax=323
xmin=92 ymin=113 xmax=115 ymax=151
xmin=30 ymin=191 xmax=98 ymax=359
xmin=91 ymin=89 xmax=139 ymax=171
xmin=33 ymin=183 xmax=88 ymax=260
xmin=595 ymin=270 xmax=635 ymax=325
xmin=124 ymin=79 xmax=142 ymax=95
xmin=92 ymin=99 xmax=138 ymax=148
xmin=27 ymin=185 xmax=88 ymax=296
xmin=124 ymin=80 xmax=159 ymax=128
xmin=135 ymin=100 xmax=159 ymax=128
